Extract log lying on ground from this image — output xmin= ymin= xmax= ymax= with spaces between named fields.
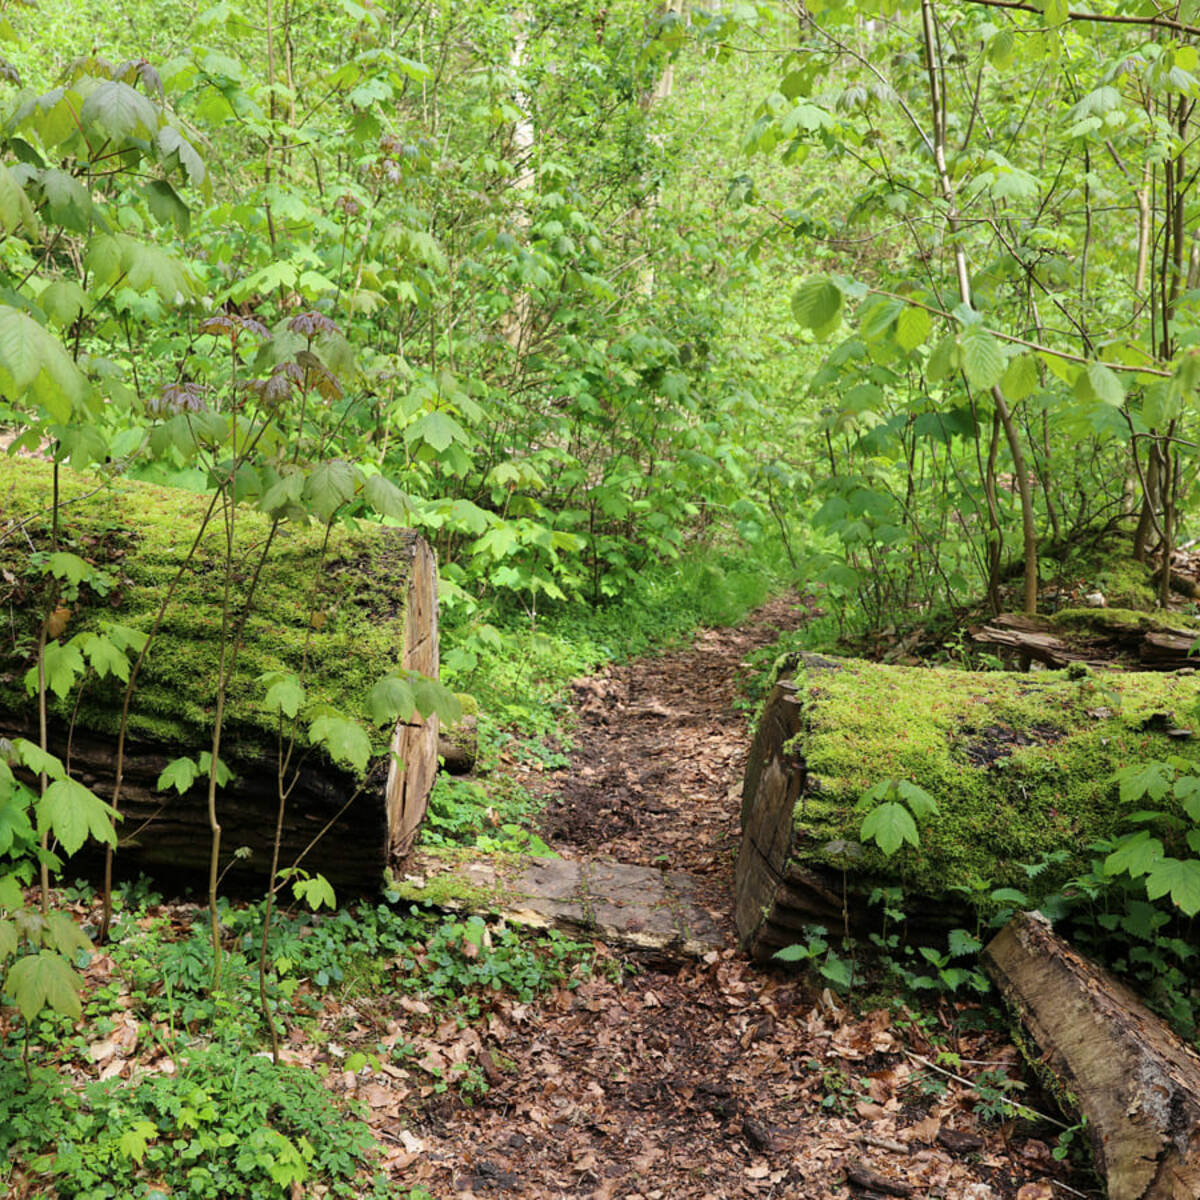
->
xmin=736 ymin=653 xmax=1200 ymax=960
xmin=971 ymin=608 xmax=1200 ymax=671
xmin=984 ymin=912 xmax=1200 ymax=1199
xmin=0 ymin=456 xmax=440 ymax=889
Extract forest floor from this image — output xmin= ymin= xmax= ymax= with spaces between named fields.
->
xmin=368 ymin=596 xmax=1101 ymax=1200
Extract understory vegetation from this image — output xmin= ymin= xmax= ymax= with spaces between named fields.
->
xmin=5 ymin=0 xmax=1200 ymax=1192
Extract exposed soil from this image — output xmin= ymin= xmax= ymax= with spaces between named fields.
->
xmin=361 ymin=596 xmax=1100 ymax=1200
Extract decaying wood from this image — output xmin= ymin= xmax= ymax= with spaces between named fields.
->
xmin=736 ymin=653 xmax=1200 ymax=961
xmin=971 ymin=610 xmax=1200 ymax=671
xmin=984 ymin=911 xmax=1200 ymax=1200
xmin=437 ymin=712 xmax=478 ymax=775
xmin=1 ymin=457 xmax=441 ymax=890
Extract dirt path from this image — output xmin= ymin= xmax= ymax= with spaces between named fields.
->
xmin=374 ymin=598 xmax=1098 ymax=1199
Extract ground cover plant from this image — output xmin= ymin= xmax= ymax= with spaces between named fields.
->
xmin=4 ymin=0 xmax=1200 ymax=1193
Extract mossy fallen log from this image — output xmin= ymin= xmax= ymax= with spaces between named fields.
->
xmin=0 ymin=456 xmax=440 ymax=889
xmin=736 ymin=653 xmax=1200 ymax=960
xmin=984 ymin=912 xmax=1200 ymax=1200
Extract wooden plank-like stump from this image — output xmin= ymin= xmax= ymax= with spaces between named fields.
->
xmin=736 ymin=653 xmax=1200 ymax=960
xmin=984 ymin=912 xmax=1200 ymax=1200
xmin=1 ymin=457 xmax=441 ymax=889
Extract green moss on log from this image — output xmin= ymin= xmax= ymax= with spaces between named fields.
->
xmin=787 ymin=657 xmax=1200 ymax=896
xmin=1 ymin=457 xmax=417 ymax=765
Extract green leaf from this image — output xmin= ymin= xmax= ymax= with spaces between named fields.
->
xmin=0 ymin=163 xmax=37 ymax=235
xmin=12 ymin=739 xmax=65 ymax=781
xmin=1175 ymin=774 xmax=1200 ymax=822
xmin=156 ymin=126 xmax=207 ymax=189
xmin=292 ymin=873 xmax=336 ymax=911
xmin=1076 ymin=360 xmax=1125 ymax=407
xmin=896 ymin=778 xmax=938 ymax=819
xmin=0 ymin=920 xmax=17 ymax=959
xmin=791 ymin=274 xmax=844 ymax=334
xmin=117 ymin=1119 xmax=159 ymax=1165
xmin=44 ymin=911 xmax=92 ymax=958
xmin=39 ymin=280 xmax=87 ymax=328
xmin=37 ymin=778 xmax=119 ymax=856
xmin=773 ymin=941 xmax=819 ymax=962
xmin=959 ymin=326 xmax=1005 ymax=390
xmin=144 ymin=179 xmax=190 ymax=235
xmin=39 ymin=168 xmax=92 ymax=233
xmin=925 ymin=334 xmax=959 ymax=381
xmin=405 ymin=410 xmax=469 ymax=453
xmin=1000 ymin=353 xmax=1040 ymax=402
xmin=198 ymin=752 xmax=234 ymax=788
xmin=77 ymin=632 xmax=133 ymax=682
xmin=412 ymin=676 xmax=463 ymax=724
xmin=0 ymin=794 xmax=35 ymax=857
xmin=1145 ymin=856 xmax=1200 ymax=916
xmin=7 ymin=950 xmax=83 ymax=1021
xmin=1116 ymin=760 xmax=1172 ymax=804
xmin=895 ymin=306 xmax=932 ymax=352
xmin=368 ymin=674 xmax=419 ymax=726
xmin=0 ymin=306 xmax=88 ymax=421
xmin=364 ymin=473 xmax=416 ymax=522
xmin=24 ymin=640 xmax=86 ymax=700
xmin=1104 ymin=829 xmax=1164 ymax=879
xmin=79 ymin=79 xmax=159 ymax=143
xmin=308 ymin=714 xmax=371 ymax=773
xmin=261 ymin=672 xmax=305 ymax=719
xmin=157 ymin=757 xmax=199 ymax=794
xmin=304 ymin=459 xmax=357 ymax=520
xmin=860 ymin=801 xmax=919 ymax=856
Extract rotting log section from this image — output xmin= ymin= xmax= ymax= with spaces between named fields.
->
xmin=984 ymin=912 xmax=1200 ymax=1200
xmin=0 ymin=457 xmax=440 ymax=890
xmin=736 ymin=652 xmax=1200 ymax=961
xmin=971 ymin=608 xmax=1200 ymax=671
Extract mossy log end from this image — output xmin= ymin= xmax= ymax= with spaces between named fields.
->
xmin=736 ymin=653 xmax=1200 ymax=960
xmin=984 ymin=912 xmax=1200 ymax=1200
xmin=1 ymin=457 xmax=440 ymax=890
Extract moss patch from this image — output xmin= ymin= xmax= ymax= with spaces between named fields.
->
xmin=1 ymin=457 xmax=419 ymax=768
xmin=787 ymin=657 xmax=1200 ymax=896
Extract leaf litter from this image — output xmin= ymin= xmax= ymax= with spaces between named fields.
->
xmin=357 ymin=595 xmax=1098 ymax=1198
xmin=12 ymin=596 xmax=1102 ymax=1199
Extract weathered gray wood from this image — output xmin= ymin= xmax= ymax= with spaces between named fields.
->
xmin=984 ymin=912 xmax=1200 ymax=1200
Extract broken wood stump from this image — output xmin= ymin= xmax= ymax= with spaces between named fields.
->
xmin=1 ymin=456 xmax=441 ymax=889
xmin=736 ymin=653 xmax=1200 ymax=960
xmin=984 ymin=911 xmax=1200 ymax=1200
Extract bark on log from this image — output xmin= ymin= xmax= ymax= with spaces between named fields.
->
xmin=971 ymin=609 xmax=1200 ymax=671
xmin=736 ymin=654 xmax=1200 ymax=961
xmin=984 ymin=912 xmax=1200 ymax=1200
xmin=0 ymin=457 xmax=441 ymax=890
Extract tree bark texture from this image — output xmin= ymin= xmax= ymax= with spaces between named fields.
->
xmin=984 ymin=912 xmax=1200 ymax=1200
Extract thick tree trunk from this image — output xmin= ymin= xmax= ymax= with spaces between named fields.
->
xmin=984 ymin=912 xmax=1200 ymax=1200
xmin=736 ymin=653 xmax=1200 ymax=960
xmin=1 ymin=457 xmax=441 ymax=890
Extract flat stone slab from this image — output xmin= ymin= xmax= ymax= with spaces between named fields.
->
xmin=393 ymin=852 xmax=727 ymax=960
